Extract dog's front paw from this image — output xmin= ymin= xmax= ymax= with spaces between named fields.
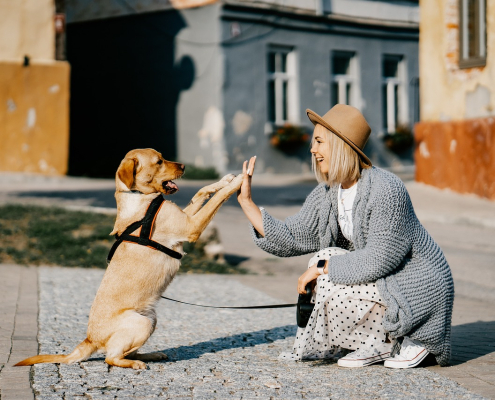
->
xmin=229 ymin=173 xmax=245 ymax=189
xmin=220 ymin=174 xmax=236 ymax=184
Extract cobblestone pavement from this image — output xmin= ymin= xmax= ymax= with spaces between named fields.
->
xmin=32 ymin=267 xmax=483 ymax=399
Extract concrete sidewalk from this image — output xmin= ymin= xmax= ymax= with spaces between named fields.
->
xmin=1 ymin=266 xmax=485 ymax=399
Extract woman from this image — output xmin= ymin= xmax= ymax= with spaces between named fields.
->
xmin=237 ymin=104 xmax=454 ymax=368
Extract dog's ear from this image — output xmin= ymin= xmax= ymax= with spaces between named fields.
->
xmin=116 ymin=158 xmax=136 ymax=190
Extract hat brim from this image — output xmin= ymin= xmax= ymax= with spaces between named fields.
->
xmin=306 ymin=109 xmax=372 ymax=167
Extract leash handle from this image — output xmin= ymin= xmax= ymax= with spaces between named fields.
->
xmin=160 ymin=295 xmax=296 ymax=309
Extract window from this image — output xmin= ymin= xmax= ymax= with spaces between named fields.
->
xmin=331 ymin=51 xmax=357 ymax=107
xmin=459 ymin=0 xmax=486 ymax=68
xmin=382 ymin=55 xmax=408 ymax=134
xmin=267 ymin=47 xmax=298 ymax=125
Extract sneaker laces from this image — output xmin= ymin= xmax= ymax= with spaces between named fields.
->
xmin=346 ymin=344 xmax=390 ymax=359
xmin=393 ymin=337 xmax=425 ymax=360
xmin=344 ymin=347 xmax=369 ymax=359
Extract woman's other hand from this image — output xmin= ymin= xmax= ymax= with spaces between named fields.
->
xmin=237 ymin=156 xmax=265 ymax=236
xmin=297 ymin=265 xmax=320 ymax=294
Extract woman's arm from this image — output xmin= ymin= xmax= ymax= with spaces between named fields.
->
xmin=237 ymin=157 xmax=322 ymax=257
xmin=237 ymin=156 xmax=264 ymax=236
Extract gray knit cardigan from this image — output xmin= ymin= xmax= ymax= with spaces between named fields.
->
xmin=250 ymin=167 xmax=454 ymax=366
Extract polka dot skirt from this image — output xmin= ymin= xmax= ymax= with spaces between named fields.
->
xmin=280 ymin=247 xmax=388 ymax=361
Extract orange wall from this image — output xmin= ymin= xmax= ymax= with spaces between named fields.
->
xmin=415 ymin=117 xmax=495 ymax=200
xmin=0 ymin=61 xmax=70 ymax=174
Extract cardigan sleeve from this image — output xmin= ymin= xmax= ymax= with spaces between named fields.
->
xmin=326 ymin=179 xmax=413 ymax=285
xmin=249 ymin=184 xmax=324 ymax=257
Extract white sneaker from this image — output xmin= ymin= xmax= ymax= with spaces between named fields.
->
xmin=337 ymin=342 xmax=393 ymax=368
xmin=384 ymin=336 xmax=429 ymax=369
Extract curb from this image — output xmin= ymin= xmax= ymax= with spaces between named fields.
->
xmin=0 ymin=265 xmax=38 ymax=400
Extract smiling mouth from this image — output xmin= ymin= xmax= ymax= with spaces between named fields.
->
xmin=162 ymin=180 xmax=179 ymax=194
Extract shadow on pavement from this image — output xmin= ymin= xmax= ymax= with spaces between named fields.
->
xmin=450 ymin=320 xmax=495 ymax=365
xmin=224 ymin=254 xmax=250 ymax=266
xmin=160 ymin=325 xmax=297 ymax=362
xmin=81 ymin=322 xmax=492 ymax=366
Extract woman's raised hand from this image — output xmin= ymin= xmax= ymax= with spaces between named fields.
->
xmin=237 ymin=156 xmax=265 ymax=236
xmin=237 ymin=156 xmax=256 ymax=205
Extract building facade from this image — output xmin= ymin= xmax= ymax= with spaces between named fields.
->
xmin=415 ymin=0 xmax=495 ymax=200
xmin=0 ymin=0 xmax=70 ymax=175
xmin=65 ymin=0 xmax=419 ymax=177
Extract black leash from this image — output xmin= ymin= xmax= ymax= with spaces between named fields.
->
xmin=160 ymin=295 xmax=297 ymax=309
xmin=107 ymin=195 xmax=183 ymax=263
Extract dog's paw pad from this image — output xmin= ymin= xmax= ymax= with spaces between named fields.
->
xmin=231 ymin=173 xmax=245 ymax=184
xmin=220 ymin=174 xmax=236 ymax=183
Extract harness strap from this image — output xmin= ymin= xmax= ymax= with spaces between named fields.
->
xmin=107 ymin=195 xmax=183 ymax=263
xmin=116 ymin=235 xmax=183 ymax=259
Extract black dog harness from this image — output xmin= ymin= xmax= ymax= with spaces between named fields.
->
xmin=107 ymin=195 xmax=183 ymax=263
xmin=106 ymin=194 xmax=298 ymax=311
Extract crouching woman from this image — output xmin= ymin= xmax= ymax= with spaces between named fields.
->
xmin=237 ymin=105 xmax=454 ymax=368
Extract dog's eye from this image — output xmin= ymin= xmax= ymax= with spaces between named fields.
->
xmin=157 ymin=160 xmax=163 ymax=165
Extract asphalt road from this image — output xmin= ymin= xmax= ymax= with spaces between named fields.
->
xmin=13 ymin=183 xmax=318 ymax=209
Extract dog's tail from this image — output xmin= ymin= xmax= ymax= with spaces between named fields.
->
xmin=14 ymin=338 xmax=96 ymax=366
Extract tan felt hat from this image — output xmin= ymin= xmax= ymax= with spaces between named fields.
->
xmin=306 ymin=104 xmax=372 ymax=167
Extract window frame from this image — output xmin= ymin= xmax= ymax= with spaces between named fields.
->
xmin=331 ymin=50 xmax=359 ymax=109
xmin=382 ymin=54 xmax=408 ymax=134
xmin=266 ymin=46 xmax=299 ymax=126
xmin=459 ymin=0 xmax=487 ymax=68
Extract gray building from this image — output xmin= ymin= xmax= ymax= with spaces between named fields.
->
xmin=65 ymin=0 xmax=419 ymax=177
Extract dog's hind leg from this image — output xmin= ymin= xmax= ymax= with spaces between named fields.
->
xmin=104 ymin=311 xmax=155 ymax=370
xmin=106 ymin=353 xmax=146 ymax=370
xmin=183 ymin=174 xmax=236 ymax=216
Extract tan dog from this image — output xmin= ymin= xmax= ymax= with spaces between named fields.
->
xmin=15 ymin=148 xmax=244 ymax=369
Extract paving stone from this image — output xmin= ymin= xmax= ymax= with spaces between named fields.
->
xmin=30 ymin=267 xmax=485 ymax=399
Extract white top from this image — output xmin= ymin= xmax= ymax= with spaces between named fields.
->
xmin=337 ymin=182 xmax=358 ymax=241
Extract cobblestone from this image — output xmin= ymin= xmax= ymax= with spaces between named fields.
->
xmin=32 ymin=266 xmax=484 ymax=399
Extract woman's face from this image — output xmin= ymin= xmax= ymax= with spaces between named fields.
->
xmin=311 ymin=127 xmax=330 ymax=174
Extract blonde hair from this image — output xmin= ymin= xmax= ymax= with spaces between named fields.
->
xmin=312 ymin=124 xmax=370 ymax=186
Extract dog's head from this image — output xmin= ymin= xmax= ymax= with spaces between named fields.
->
xmin=116 ymin=149 xmax=184 ymax=195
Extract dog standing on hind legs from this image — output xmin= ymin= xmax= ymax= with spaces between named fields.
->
xmin=15 ymin=148 xmax=244 ymax=370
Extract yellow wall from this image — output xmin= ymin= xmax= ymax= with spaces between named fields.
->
xmin=419 ymin=0 xmax=495 ymax=121
xmin=0 ymin=0 xmax=55 ymax=61
xmin=0 ymin=61 xmax=70 ymax=174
